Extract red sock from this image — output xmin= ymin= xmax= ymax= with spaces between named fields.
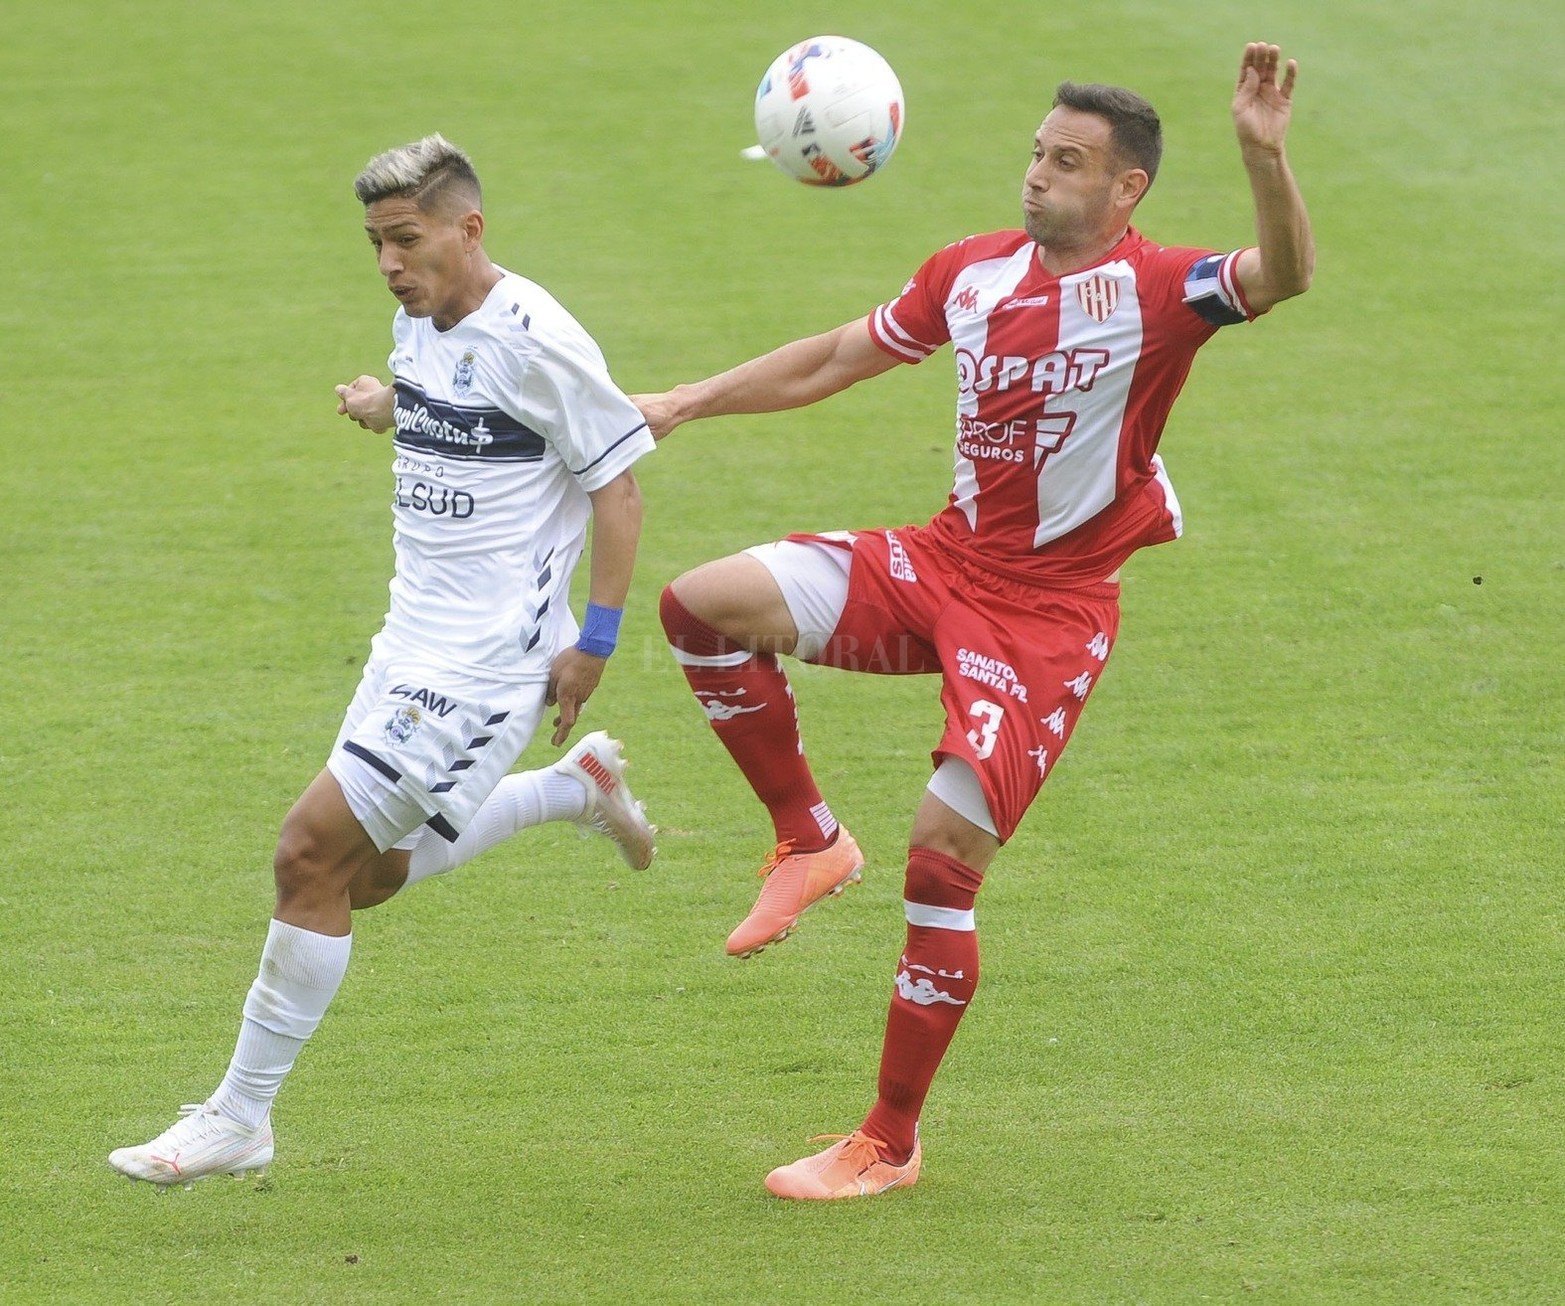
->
xmin=659 ymin=586 xmax=838 ymax=851
xmin=861 ymin=847 xmax=984 ymax=1164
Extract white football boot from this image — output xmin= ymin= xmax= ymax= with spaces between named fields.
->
xmin=554 ymin=730 xmax=657 ymax=870
xmin=109 ymin=1104 xmax=273 ymax=1189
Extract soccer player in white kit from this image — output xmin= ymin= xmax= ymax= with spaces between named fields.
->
xmin=110 ymin=135 xmax=658 ymax=1187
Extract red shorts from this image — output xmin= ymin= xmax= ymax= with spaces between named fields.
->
xmin=794 ymin=523 xmax=1120 ymax=842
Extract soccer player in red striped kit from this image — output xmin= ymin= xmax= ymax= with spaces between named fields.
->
xmin=636 ymin=43 xmax=1313 ymax=1199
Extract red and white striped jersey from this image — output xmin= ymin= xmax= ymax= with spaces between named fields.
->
xmin=867 ymin=228 xmax=1255 ymax=587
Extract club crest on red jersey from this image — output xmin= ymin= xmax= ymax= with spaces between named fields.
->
xmin=1075 ymin=274 xmax=1121 ymax=324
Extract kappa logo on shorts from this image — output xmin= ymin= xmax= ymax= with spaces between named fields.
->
xmin=385 ymin=705 xmax=423 ymax=745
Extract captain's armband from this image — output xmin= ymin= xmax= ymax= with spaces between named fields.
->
xmin=1182 ymin=251 xmax=1251 ymax=326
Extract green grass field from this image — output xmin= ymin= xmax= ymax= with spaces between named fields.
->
xmin=3 ymin=1 xmax=1561 ymax=1300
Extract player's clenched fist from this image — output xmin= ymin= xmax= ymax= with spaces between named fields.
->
xmin=629 ymin=392 xmax=683 ymax=443
xmin=335 ymin=375 xmax=395 ymax=432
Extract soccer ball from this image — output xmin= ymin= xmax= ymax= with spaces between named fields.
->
xmin=753 ymin=36 xmax=905 ymax=187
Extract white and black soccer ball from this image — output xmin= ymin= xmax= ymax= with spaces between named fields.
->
xmin=753 ymin=36 xmax=905 ymax=187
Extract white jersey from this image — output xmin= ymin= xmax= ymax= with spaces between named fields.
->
xmin=374 ymin=268 xmax=654 ymax=680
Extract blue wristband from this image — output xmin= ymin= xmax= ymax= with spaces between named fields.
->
xmin=576 ymin=603 xmax=623 ymax=658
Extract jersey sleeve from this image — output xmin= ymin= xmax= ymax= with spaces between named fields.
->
xmin=1164 ymin=247 xmax=1258 ymax=331
xmin=1136 ymin=243 xmax=1259 ymax=349
xmin=1180 ymin=248 xmax=1258 ymax=327
xmin=867 ymin=245 xmax=958 ymax=363
xmin=510 ymin=319 xmax=654 ymax=491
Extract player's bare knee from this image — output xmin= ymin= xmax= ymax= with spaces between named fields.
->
xmin=910 ymin=811 xmax=998 ymax=874
xmin=665 ymin=556 xmax=793 ymax=650
xmin=662 ymin=572 xmax=757 ymax=649
xmin=272 ymin=822 xmax=348 ymax=901
xmin=664 ymin=566 xmax=737 ymax=627
xmin=347 ymin=858 xmax=406 ymax=911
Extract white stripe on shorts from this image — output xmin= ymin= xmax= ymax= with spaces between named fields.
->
xmin=904 ymin=900 xmax=976 ymax=931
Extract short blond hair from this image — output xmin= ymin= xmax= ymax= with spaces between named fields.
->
xmin=353 ymin=133 xmax=482 ymax=212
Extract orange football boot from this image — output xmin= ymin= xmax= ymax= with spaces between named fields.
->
xmin=726 ymin=829 xmax=865 ymax=957
xmin=765 ymin=1130 xmax=922 ymax=1200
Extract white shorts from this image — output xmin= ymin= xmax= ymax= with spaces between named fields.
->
xmin=743 ymin=536 xmax=998 ymax=838
xmin=325 ymin=652 xmax=548 ymax=853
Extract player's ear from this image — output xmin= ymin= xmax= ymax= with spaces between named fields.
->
xmin=1118 ymin=168 xmax=1150 ymax=208
xmin=462 ymin=208 xmax=485 ymax=250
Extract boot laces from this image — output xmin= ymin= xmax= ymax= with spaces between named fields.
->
xmin=151 ymin=1104 xmax=224 ymax=1149
xmin=809 ymin=1130 xmax=890 ymax=1173
xmin=757 ymin=841 xmax=796 ymax=879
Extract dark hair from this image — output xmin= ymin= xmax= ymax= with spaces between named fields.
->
xmin=1052 ymin=82 xmax=1163 ymax=185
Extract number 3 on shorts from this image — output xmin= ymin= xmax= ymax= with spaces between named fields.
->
xmin=967 ymin=699 xmax=1004 ymax=761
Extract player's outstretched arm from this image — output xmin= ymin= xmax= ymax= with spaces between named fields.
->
xmin=1230 ymin=43 xmax=1314 ymax=315
xmin=547 ymin=469 xmax=644 ymax=746
xmin=335 ymin=375 xmax=396 ymax=433
xmin=630 ymin=315 xmax=899 ymax=441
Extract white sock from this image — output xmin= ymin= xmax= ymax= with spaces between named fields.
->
xmin=403 ymin=769 xmax=589 ymax=886
xmin=208 ymin=920 xmax=352 ymax=1130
